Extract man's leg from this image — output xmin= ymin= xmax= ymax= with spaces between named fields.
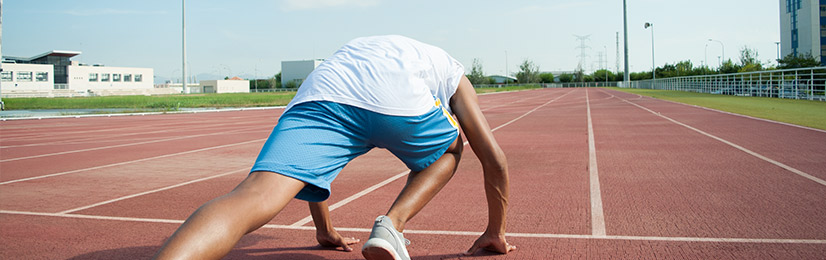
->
xmin=153 ymin=171 xmax=305 ymax=260
xmin=385 ymin=135 xmax=463 ymax=232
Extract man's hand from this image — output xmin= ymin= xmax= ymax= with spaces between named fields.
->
xmin=316 ymin=229 xmax=360 ymax=252
xmin=465 ymin=231 xmax=515 ymax=255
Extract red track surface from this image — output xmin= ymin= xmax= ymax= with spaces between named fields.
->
xmin=2 ymin=88 xmax=825 ymax=259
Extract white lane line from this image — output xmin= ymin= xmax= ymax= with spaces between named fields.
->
xmin=0 ymin=139 xmax=264 ymax=185
xmin=58 ymin=167 xmax=250 ymax=214
xmin=611 ymin=89 xmax=826 ymax=134
xmin=289 ymin=89 xmax=577 ymax=227
xmin=618 ymin=95 xmax=826 ymax=187
xmin=586 ymin=89 xmax=607 ymax=237
xmin=289 ymin=170 xmax=411 ymax=227
xmin=0 ymin=125 xmax=268 ymax=163
xmin=2 ymin=210 xmax=824 ymax=244
xmin=1 ymin=119 xmax=268 ymax=149
xmin=490 ymin=89 xmax=576 ymax=132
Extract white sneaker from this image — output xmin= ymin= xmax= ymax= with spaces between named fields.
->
xmin=362 ymin=215 xmax=410 ymax=260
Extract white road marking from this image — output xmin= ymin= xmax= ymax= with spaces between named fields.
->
xmin=618 ymin=95 xmax=826 ymax=187
xmin=586 ymin=89 xmax=607 ymax=237
xmin=2 ymin=210 xmax=824 ymax=245
xmin=0 ymin=139 xmax=264 ymax=185
xmin=0 ymin=125 xmax=267 ymax=163
xmin=58 ymin=167 xmax=249 ymax=214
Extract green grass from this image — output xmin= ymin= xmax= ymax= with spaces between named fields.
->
xmin=3 ymin=92 xmax=297 ymax=110
xmin=609 ymin=87 xmax=826 ymax=130
xmin=474 ymin=84 xmax=544 ymax=94
xmin=3 ymin=85 xmax=538 ymax=111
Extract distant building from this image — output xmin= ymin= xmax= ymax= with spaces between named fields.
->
xmin=2 ymin=50 xmax=154 ymax=97
xmin=281 ymin=59 xmax=324 ymax=88
xmin=779 ymin=0 xmax=826 ymax=65
xmin=198 ymin=77 xmax=250 ymax=93
xmin=489 ymin=75 xmax=517 ymax=84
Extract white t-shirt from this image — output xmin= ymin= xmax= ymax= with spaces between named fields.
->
xmin=285 ymin=35 xmax=466 ymax=116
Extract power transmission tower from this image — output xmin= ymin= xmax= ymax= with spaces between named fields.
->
xmin=574 ymin=34 xmax=591 ymax=74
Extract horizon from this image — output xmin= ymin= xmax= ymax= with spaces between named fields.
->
xmin=3 ymin=0 xmax=782 ymax=84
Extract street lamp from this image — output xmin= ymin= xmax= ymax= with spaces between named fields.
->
xmin=622 ymin=0 xmax=629 ymax=85
xmin=708 ymin=39 xmax=724 ymax=65
xmin=775 ymin=41 xmax=781 ymax=62
xmin=645 ymin=22 xmax=655 ymax=80
xmin=182 ymin=0 xmax=188 ymax=94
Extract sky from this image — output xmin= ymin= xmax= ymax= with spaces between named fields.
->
xmin=3 ymin=0 xmax=781 ymax=83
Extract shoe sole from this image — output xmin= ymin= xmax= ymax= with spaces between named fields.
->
xmin=362 ymin=238 xmax=400 ymax=260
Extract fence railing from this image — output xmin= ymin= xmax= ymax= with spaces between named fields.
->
xmin=625 ymin=67 xmax=826 ymax=101
xmin=250 ymin=88 xmax=298 ymax=93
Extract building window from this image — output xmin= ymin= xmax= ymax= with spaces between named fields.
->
xmin=102 ymin=73 xmax=110 ymax=82
xmin=1 ymin=71 xmax=12 ymax=82
xmin=124 ymin=74 xmax=132 ymax=82
xmin=89 ymin=73 xmax=98 ymax=82
xmin=113 ymin=74 xmax=121 ymax=82
xmin=134 ymin=74 xmax=143 ymax=82
xmin=36 ymin=72 xmax=49 ymax=82
xmin=18 ymin=71 xmax=33 ymax=82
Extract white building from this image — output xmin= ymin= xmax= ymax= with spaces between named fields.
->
xmin=779 ymin=0 xmax=826 ymax=65
xmin=489 ymin=75 xmax=517 ymax=84
xmin=1 ymin=63 xmax=55 ymax=95
xmin=68 ymin=64 xmax=154 ymax=96
xmin=1 ymin=50 xmax=154 ymax=97
xmin=199 ymin=78 xmax=250 ymax=93
xmin=281 ymin=59 xmax=323 ymax=88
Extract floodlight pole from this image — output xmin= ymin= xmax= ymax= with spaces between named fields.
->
xmin=182 ymin=0 xmax=188 ymax=94
xmin=645 ymin=22 xmax=655 ymax=80
xmin=622 ymin=0 xmax=630 ymax=86
xmin=708 ymin=39 xmax=724 ymax=64
xmin=0 ymin=0 xmax=4 ymax=110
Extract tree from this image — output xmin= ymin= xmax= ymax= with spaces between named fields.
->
xmin=718 ymin=59 xmax=740 ymax=74
xmin=558 ymin=73 xmax=574 ymax=83
xmin=516 ymin=59 xmax=540 ymax=83
xmin=467 ymin=58 xmax=488 ymax=85
xmin=738 ymin=46 xmax=762 ymax=72
xmin=777 ymin=52 xmax=821 ymax=69
xmin=592 ymin=69 xmax=615 ymax=82
xmin=539 ymin=72 xmax=555 ymax=83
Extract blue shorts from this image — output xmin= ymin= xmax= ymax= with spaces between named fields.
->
xmin=251 ymin=99 xmax=459 ymax=202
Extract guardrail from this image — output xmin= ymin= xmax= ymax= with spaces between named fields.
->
xmin=626 ymin=67 xmax=826 ymax=101
xmin=250 ymin=88 xmax=298 ymax=93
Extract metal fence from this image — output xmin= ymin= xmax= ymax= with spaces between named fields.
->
xmin=625 ymin=67 xmax=826 ymax=101
xmin=250 ymin=88 xmax=298 ymax=93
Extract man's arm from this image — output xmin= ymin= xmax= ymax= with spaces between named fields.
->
xmin=308 ymin=201 xmax=360 ymax=251
xmin=449 ymin=76 xmax=516 ymax=255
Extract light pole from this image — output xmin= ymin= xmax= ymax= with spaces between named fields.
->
xmin=182 ymin=0 xmax=188 ymax=94
xmin=622 ymin=0 xmax=629 ymax=85
xmin=645 ymin=22 xmax=655 ymax=80
xmin=775 ymin=41 xmax=781 ymax=62
xmin=604 ymin=46 xmax=608 ymax=85
xmin=704 ymin=43 xmax=709 ymax=69
xmin=708 ymin=39 xmax=724 ymax=64
xmin=0 ymin=0 xmax=4 ymax=110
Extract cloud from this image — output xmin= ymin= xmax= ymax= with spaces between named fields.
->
xmin=281 ymin=0 xmax=380 ymax=11
xmin=61 ymin=9 xmax=167 ymax=16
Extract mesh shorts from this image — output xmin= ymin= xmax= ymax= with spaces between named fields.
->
xmin=251 ymin=99 xmax=459 ymax=202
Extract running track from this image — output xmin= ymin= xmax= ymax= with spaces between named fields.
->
xmin=1 ymin=88 xmax=825 ymax=259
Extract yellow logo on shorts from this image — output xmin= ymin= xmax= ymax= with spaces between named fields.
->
xmin=435 ymin=98 xmax=458 ymax=129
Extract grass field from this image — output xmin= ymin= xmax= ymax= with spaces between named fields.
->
xmin=3 ymin=92 xmax=297 ymax=111
xmin=1 ymin=85 xmax=543 ymax=111
xmin=611 ymin=87 xmax=826 ymax=130
xmin=5 ymin=86 xmax=824 ymax=130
